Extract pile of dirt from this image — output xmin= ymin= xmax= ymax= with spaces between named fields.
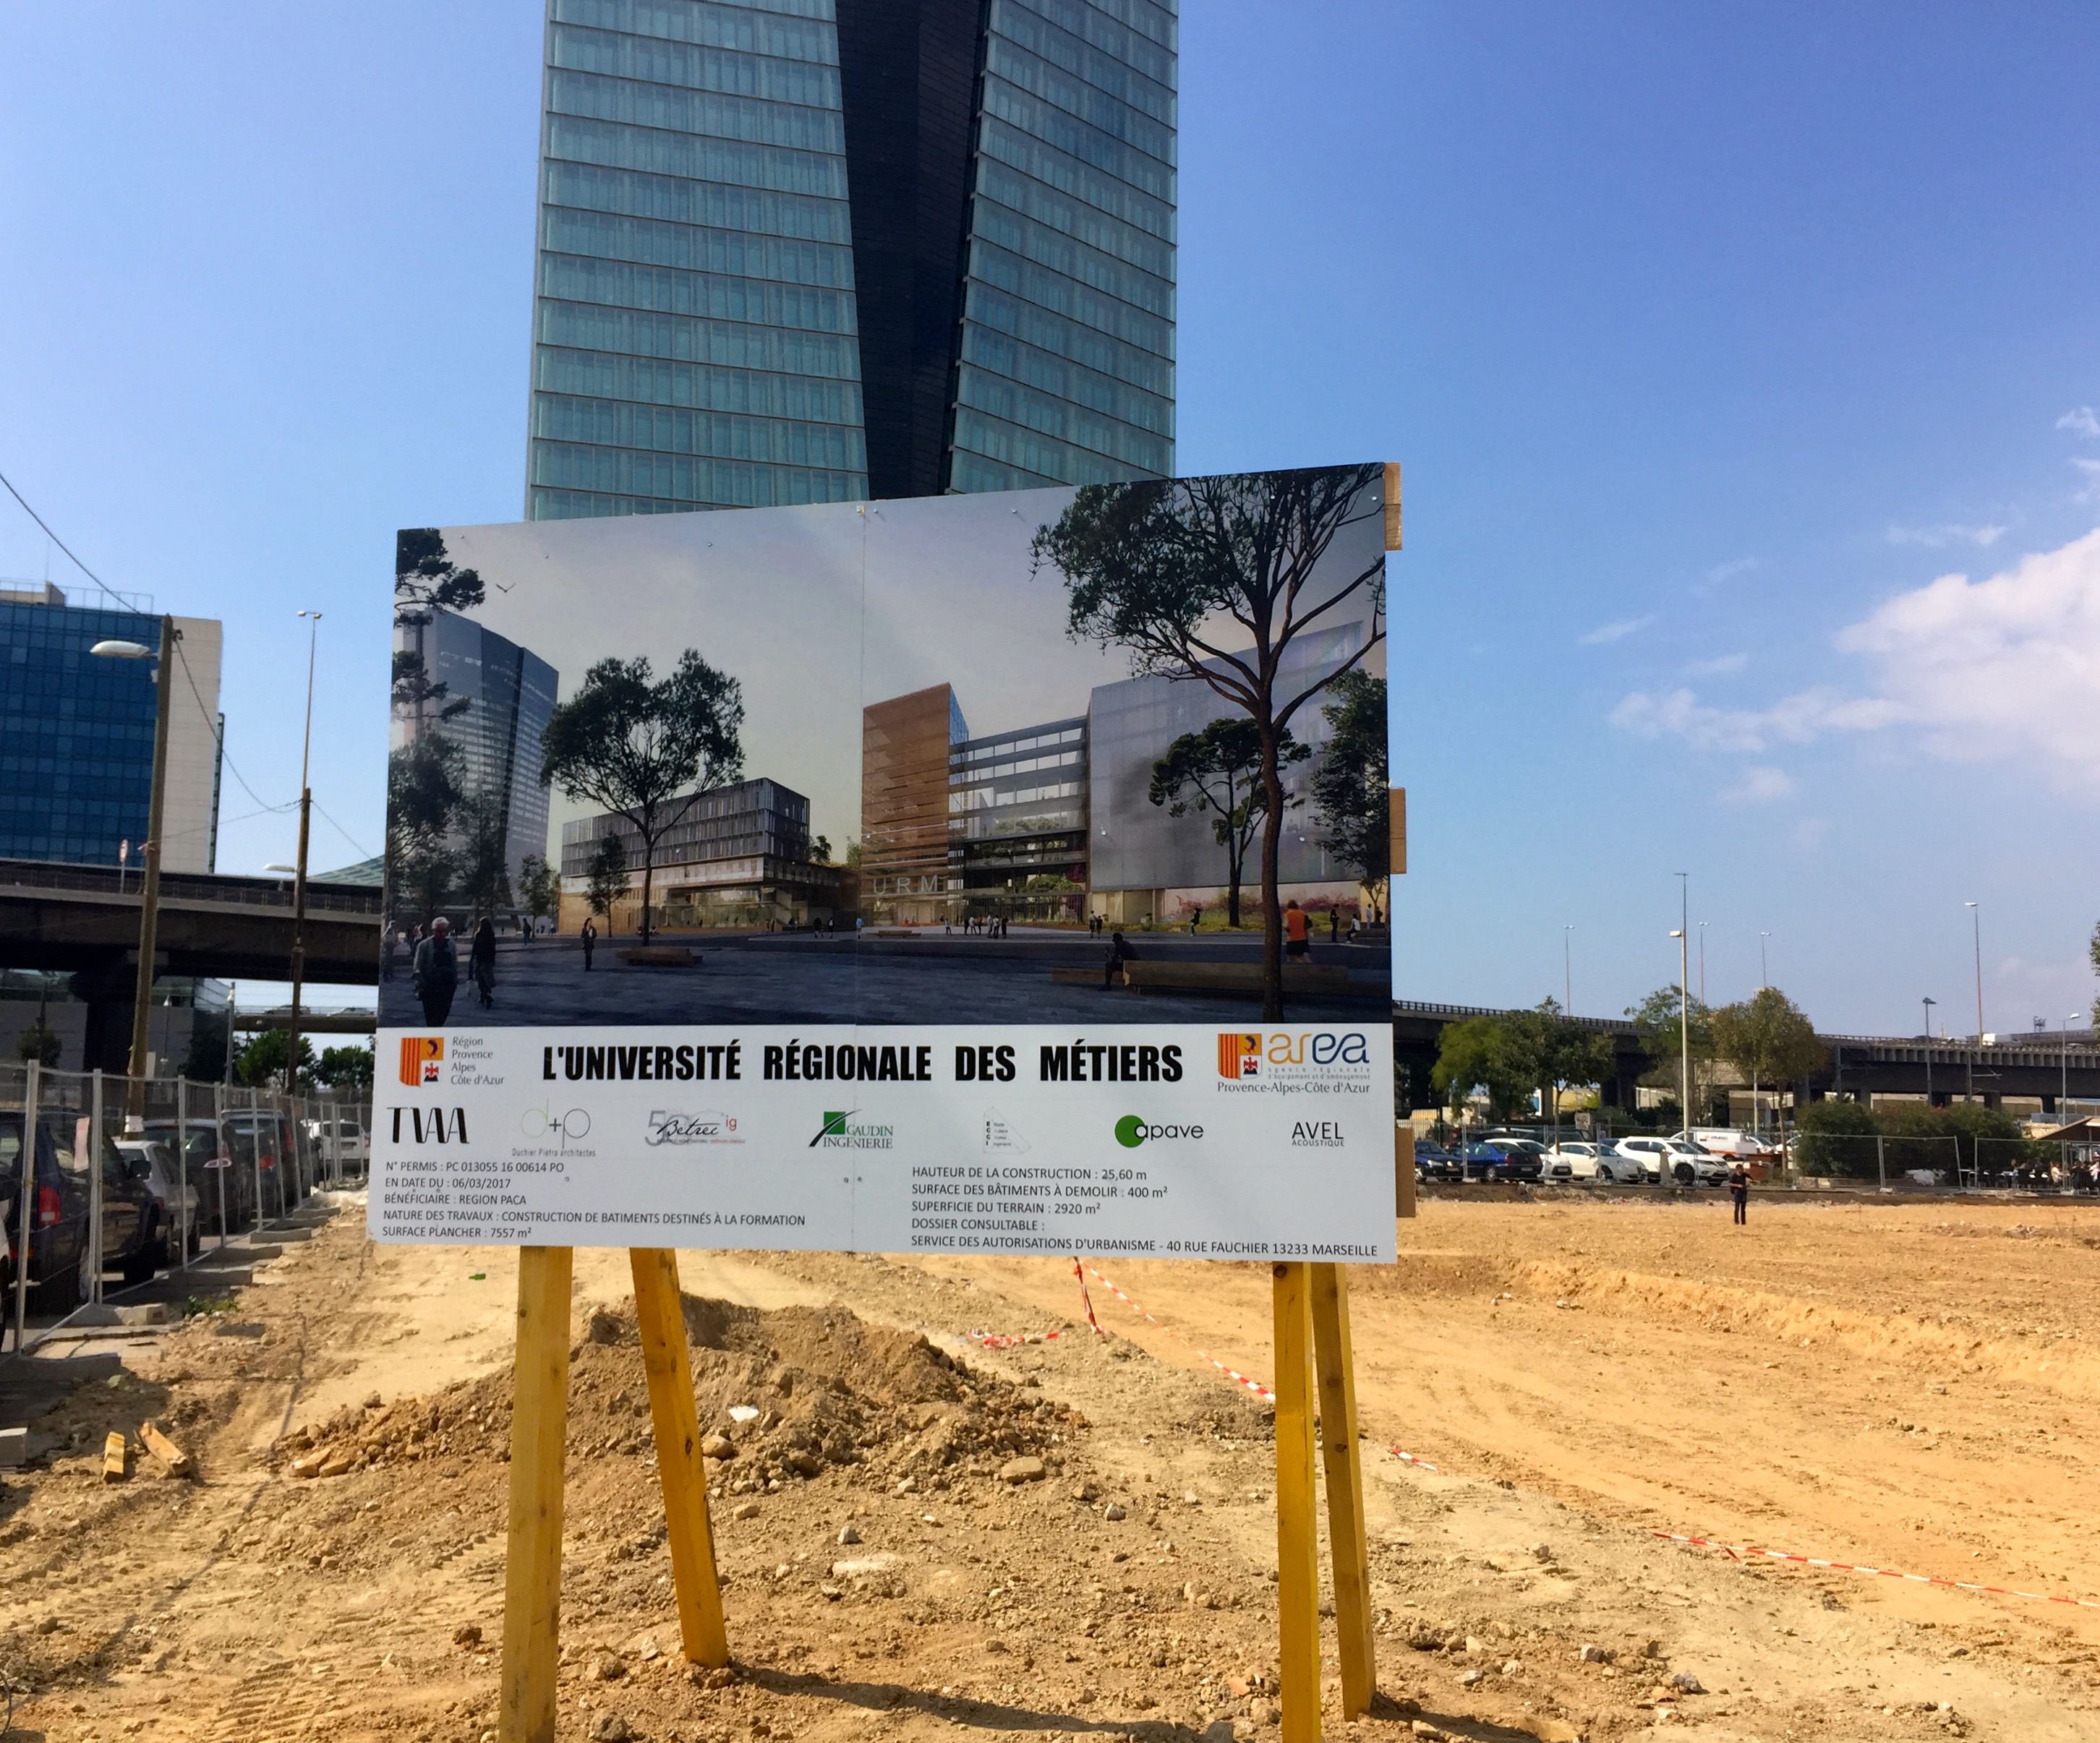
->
xmin=280 ymin=1293 xmax=1088 ymax=1491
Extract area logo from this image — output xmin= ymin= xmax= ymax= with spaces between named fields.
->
xmin=1216 ymin=1031 xmax=1373 ymax=1077
xmin=647 ymin=1109 xmax=740 ymax=1147
xmin=1114 ymin=1115 xmax=1204 ymax=1148
xmin=810 ymin=1110 xmax=895 ymax=1150
xmin=399 ymin=1036 xmax=444 ymax=1087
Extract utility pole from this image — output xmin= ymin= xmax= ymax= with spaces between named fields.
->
xmin=1563 ymin=925 xmax=1573 ymax=1015
xmin=1923 ymin=996 xmax=1937 ymax=1105
xmin=1697 ymin=920 xmax=1707 ymax=1006
xmin=288 ymin=611 xmax=321 ymax=1098
xmin=1673 ymin=871 xmax=1691 ymax=1127
xmin=1760 ymin=931 xmax=1770 ymax=990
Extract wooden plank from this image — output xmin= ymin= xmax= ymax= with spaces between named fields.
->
xmin=140 ymin=1420 xmax=193 ymax=1478
xmin=1382 ymin=462 xmax=1402 ymax=550
xmin=500 ymin=1246 xmax=573 ymax=1743
xmin=1310 ymin=1264 xmax=1376 ymax=1716
xmin=101 ymin=1431 xmax=128 ymax=1483
xmin=631 ymin=1248 xmax=730 ymax=1668
xmin=1394 ymin=1125 xmax=1417 ymax=1220
xmin=1271 ymin=1262 xmax=1321 ymax=1743
xmin=1388 ymin=787 xmax=1407 ymax=879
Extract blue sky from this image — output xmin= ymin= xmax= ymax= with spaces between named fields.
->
xmin=3 ymin=4 xmax=2098 ymax=1034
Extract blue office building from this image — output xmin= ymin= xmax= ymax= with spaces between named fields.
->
xmin=0 ymin=584 xmax=225 ymax=873
xmin=525 ymin=0 xmax=1176 ymax=520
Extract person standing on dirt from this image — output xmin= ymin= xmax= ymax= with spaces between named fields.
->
xmin=412 ymin=916 xmax=459 ymax=1026
xmin=580 ymin=917 xmax=597 ymax=971
xmin=1728 ymin=1162 xmax=1749 ymax=1225
xmin=469 ymin=916 xmax=498 ymax=1007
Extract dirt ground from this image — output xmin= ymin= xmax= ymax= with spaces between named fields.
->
xmin=6 ymin=1190 xmax=2100 ymax=1742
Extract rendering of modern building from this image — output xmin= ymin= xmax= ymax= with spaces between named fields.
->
xmin=860 ymin=618 xmax=1379 ymax=927
xmin=0 ymin=582 xmax=224 ymax=874
xmin=524 ymin=0 xmax=1177 ymax=520
xmin=393 ymin=607 xmax=558 ymax=894
xmin=558 ymin=775 xmax=843 ymax=928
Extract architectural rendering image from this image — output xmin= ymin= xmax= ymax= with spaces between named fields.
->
xmin=378 ymin=462 xmax=1395 ymax=1027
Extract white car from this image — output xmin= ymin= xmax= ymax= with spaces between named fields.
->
xmin=1617 ymin=1136 xmax=1729 ymax=1186
xmin=1547 ymin=1141 xmax=1642 ymax=1183
xmin=1676 ymin=1127 xmax=1777 ymax=1160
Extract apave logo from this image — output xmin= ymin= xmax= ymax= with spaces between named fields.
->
xmin=1114 ymin=1115 xmax=1205 ymax=1148
xmin=646 ymin=1109 xmax=740 ymax=1146
xmin=810 ymin=1110 xmax=895 ymax=1150
xmin=400 ymin=1037 xmax=444 ymax=1087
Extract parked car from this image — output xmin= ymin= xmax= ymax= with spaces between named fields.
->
xmin=1413 ymin=1140 xmax=1461 ymax=1182
xmin=1548 ymin=1140 xmax=1640 ymax=1183
xmin=1615 ymin=1135 xmax=1729 ymax=1186
xmin=302 ymin=1115 xmax=370 ymax=1178
xmin=1676 ymin=1128 xmax=1779 ymax=1160
xmin=114 ymin=1138 xmax=201 ymax=1264
xmin=0 ymin=1112 xmax=159 ymax=1314
xmin=1461 ymin=1138 xmax=1545 ymax=1183
xmin=142 ymin=1118 xmax=256 ymax=1236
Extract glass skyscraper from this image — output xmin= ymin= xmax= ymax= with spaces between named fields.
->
xmin=525 ymin=0 xmax=1175 ymax=521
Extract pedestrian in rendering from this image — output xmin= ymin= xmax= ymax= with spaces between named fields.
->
xmin=381 ymin=924 xmax=398 ymax=980
xmin=1328 ymin=908 xmax=1341 ymax=943
xmin=1284 ymin=898 xmax=1312 ymax=961
xmin=469 ymin=916 xmax=497 ymax=1007
xmin=1728 ymin=1162 xmax=1749 ymax=1225
xmin=1190 ymin=905 xmax=1203 ymax=935
xmin=412 ymin=916 xmax=459 ymax=1027
xmin=581 ymin=917 xmax=597 ymax=971
xmin=1103 ymin=928 xmax=1139 ymax=990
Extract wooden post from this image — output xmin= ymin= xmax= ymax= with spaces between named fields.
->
xmin=630 ymin=1248 xmax=729 ymax=1667
xmin=500 ymin=1246 xmax=573 ymax=1743
xmin=1272 ymin=1262 xmax=1321 ymax=1743
xmin=1393 ymin=1125 xmax=1417 ymax=1219
xmin=1310 ymin=1264 xmax=1375 ymax=1716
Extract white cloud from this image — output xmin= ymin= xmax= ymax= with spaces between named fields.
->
xmin=1724 ymin=765 xmax=1796 ymax=805
xmin=2059 ymin=406 xmax=2100 ymax=439
xmin=1700 ymin=556 xmax=1758 ymax=589
xmin=1609 ymin=685 xmax=1902 ymax=754
xmin=1886 ymin=522 xmax=2007 ymax=549
xmin=1685 ymin=652 xmax=1748 ymax=677
xmin=2075 ymin=457 xmax=2100 ymax=502
xmin=1835 ymin=526 xmax=2100 ymax=781
xmin=1577 ymin=614 xmax=1654 ymax=646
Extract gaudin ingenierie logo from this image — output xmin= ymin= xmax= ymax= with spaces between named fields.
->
xmin=399 ymin=1036 xmax=444 ymax=1087
xmin=809 ymin=1110 xmax=895 ymax=1150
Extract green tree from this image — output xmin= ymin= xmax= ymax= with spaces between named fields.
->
xmin=234 ymin=1029 xmax=315 ymax=1092
xmin=1503 ymin=999 xmax=1616 ymax=1137
xmin=1710 ymin=987 xmax=1825 ymax=1135
xmin=1626 ymin=984 xmax=1716 ymax=1118
xmin=455 ymin=789 xmax=514 ymax=921
xmin=385 ymin=736 xmax=463 ymax=923
xmin=1794 ymin=1099 xmax=1878 ymax=1177
xmin=16 ymin=1017 xmax=61 ymax=1067
xmin=315 ymin=1044 xmax=375 ymax=1090
xmin=809 ymin=834 xmax=832 ymax=865
xmin=517 ymin=853 xmax=559 ymax=939
xmin=391 ymin=530 xmax=484 ymax=725
xmin=585 ymin=834 xmax=631 ymax=932
xmin=1148 ymin=717 xmax=1309 ymax=928
xmin=1033 ymin=463 xmax=1386 ymax=1020
xmin=1431 ymin=1014 xmax=1532 ymax=1127
xmin=1309 ymin=669 xmax=1389 ymax=917
xmin=539 ymin=652 xmax=745 ymax=945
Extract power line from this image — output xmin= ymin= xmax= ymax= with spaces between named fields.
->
xmin=0 ymin=466 xmax=128 ymax=609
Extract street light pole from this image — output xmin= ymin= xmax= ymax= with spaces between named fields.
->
xmin=1922 ymin=996 xmax=1937 ymax=1105
xmin=1563 ymin=925 xmax=1573 ymax=1015
xmin=90 ymin=617 xmax=177 ymax=1126
xmin=1675 ymin=873 xmax=1691 ymax=1126
xmin=1759 ymin=931 xmax=1770 ymax=990
xmin=1697 ymin=920 xmax=1707 ymax=1006
xmin=289 ymin=611 xmax=321 ymax=1097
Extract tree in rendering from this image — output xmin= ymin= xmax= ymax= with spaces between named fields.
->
xmin=386 ymin=735 xmax=463 ymax=924
xmin=517 ymin=853 xmax=559 ymax=939
xmin=1309 ymin=669 xmax=1389 ymax=920
xmin=540 ymin=652 xmax=744 ymax=945
xmin=1148 ymin=717 xmax=1308 ymax=928
xmin=584 ymin=834 xmax=631 ymax=934
xmin=1033 ymin=463 xmax=1386 ymax=1019
xmin=391 ymin=529 xmax=485 ymax=728
xmin=1710 ymin=987 xmax=1824 ymax=1140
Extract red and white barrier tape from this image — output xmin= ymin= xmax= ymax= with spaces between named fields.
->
xmin=1038 ymin=1261 xmax=2100 ymax=1622
xmin=968 ymin=1260 xmax=1108 ymax=1350
xmin=1652 ymin=1530 xmax=2100 ymax=1611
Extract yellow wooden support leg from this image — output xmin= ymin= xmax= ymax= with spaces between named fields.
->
xmin=1311 ymin=1262 xmax=1375 ymax=1716
xmin=501 ymin=1246 xmax=573 ymax=1743
xmin=1273 ymin=1261 xmax=1322 ymax=1743
xmin=631 ymin=1247 xmax=730 ymax=1667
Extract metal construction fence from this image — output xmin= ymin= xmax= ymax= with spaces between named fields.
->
xmin=1 ymin=1063 xmax=370 ymax=1356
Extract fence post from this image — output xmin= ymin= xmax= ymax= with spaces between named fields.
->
xmin=249 ymin=1084 xmax=264 ymax=1232
xmin=213 ymin=1082 xmax=229 ymax=1252
xmin=1877 ymin=1135 xmax=1885 ymax=1192
xmin=176 ymin=1075 xmax=189 ymax=1272
xmin=12 ymin=1061 xmax=40 ymax=1352
xmin=89 ymin=1069 xmax=106 ymax=1306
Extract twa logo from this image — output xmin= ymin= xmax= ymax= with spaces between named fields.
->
xmin=1217 ymin=1033 xmax=1262 ymax=1079
xmin=389 ymin=1106 xmax=468 ymax=1144
xmin=399 ymin=1036 xmax=444 ymax=1086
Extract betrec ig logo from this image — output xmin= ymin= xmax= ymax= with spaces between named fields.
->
xmin=646 ymin=1110 xmax=740 ymax=1146
xmin=1114 ymin=1115 xmax=1205 ymax=1149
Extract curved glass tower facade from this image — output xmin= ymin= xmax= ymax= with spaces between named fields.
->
xmin=525 ymin=0 xmax=1174 ymax=520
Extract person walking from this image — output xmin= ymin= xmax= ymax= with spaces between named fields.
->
xmin=469 ymin=916 xmax=497 ymax=1007
xmin=1328 ymin=907 xmax=1341 ymax=943
xmin=1103 ymin=928 xmax=1138 ymax=990
xmin=1284 ymin=898 xmax=1312 ymax=962
xmin=412 ymin=917 xmax=459 ymax=1026
xmin=1728 ymin=1162 xmax=1749 ymax=1225
xmin=381 ymin=923 xmax=398 ymax=981
xmin=580 ymin=917 xmax=597 ymax=971
xmin=1190 ymin=905 xmax=1203 ymax=935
